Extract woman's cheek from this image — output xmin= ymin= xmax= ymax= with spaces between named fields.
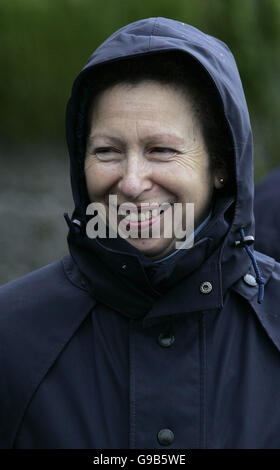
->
xmin=87 ymin=169 xmax=119 ymax=200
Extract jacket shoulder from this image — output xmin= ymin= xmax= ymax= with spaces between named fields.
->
xmin=0 ymin=255 xmax=85 ymax=313
xmin=254 ymin=249 xmax=278 ymax=274
xmin=0 ymin=255 xmax=95 ymax=449
xmin=231 ymin=250 xmax=277 ymax=300
xmin=254 ymin=250 xmax=280 ymax=293
xmin=232 ymin=250 xmax=280 ymax=354
xmin=252 ymin=252 xmax=280 ymax=349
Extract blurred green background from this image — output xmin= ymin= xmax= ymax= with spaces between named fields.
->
xmin=2 ymin=0 xmax=280 ymax=174
xmin=1 ymin=0 xmax=280 ymax=283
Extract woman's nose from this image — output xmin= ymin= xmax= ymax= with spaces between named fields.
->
xmin=117 ymin=154 xmax=153 ymax=199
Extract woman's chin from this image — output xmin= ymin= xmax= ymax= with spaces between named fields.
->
xmin=124 ymin=236 xmax=176 ymax=260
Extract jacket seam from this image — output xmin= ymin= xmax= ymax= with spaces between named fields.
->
xmin=129 ymin=319 xmax=136 ymax=449
xmin=250 ymin=300 xmax=280 ymax=355
xmin=149 ymin=17 xmax=159 ymax=50
xmin=61 ymin=255 xmax=88 ymax=292
xmin=11 ymin=312 xmax=93 ymax=448
xmin=199 ymin=312 xmax=207 ymax=449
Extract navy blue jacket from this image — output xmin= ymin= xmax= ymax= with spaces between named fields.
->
xmin=254 ymin=166 xmax=280 ymax=262
xmin=1 ymin=17 xmax=280 ymax=449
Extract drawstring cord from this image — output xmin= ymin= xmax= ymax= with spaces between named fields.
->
xmin=235 ymin=228 xmax=265 ymax=304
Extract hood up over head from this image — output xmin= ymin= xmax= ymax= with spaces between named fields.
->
xmin=64 ymin=17 xmax=264 ymax=320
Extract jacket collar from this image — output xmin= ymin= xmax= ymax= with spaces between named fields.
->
xmin=66 ymin=196 xmax=251 ymax=324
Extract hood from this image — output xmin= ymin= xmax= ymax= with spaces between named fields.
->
xmin=64 ymin=17 xmax=260 ymax=318
xmin=66 ymin=17 xmax=254 ymax=234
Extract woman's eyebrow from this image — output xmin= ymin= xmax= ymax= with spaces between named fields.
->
xmin=88 ymin=133 xmax=185 ymax=147
xmin=89 ymin=134 xmax=123 ymax=144
xmin=86 ymin=134 xmax=123 ymax=152
xmin=88 ymin=134 xmax=122 ymax=144
xmin=142 ymin=133 xmax=186 ymax=146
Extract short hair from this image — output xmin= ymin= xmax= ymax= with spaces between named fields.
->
xmin=80 ymin=51 xmax=235 ymax=194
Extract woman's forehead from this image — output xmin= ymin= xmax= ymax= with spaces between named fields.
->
xmin=88 ymin=81 xmax=199 ymax=135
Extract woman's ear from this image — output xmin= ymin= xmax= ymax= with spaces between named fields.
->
xmin=214 ymin=174 xmax=227 ymax=189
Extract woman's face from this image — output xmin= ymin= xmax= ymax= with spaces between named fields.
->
xmin=85 ymin=81 xmax=222 ymax=259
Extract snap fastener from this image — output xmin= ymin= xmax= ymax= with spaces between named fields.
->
xmin=158 ymin=333 xmax=175 ymax=348
xmin=121 ymin=264 xmax=127 ymax=271
xmin=157 ymin=429 xmax=174 ymax=446
xmin=200 ymin=281 xmax=212 ymax=294
xmin=243 ymin=273 xmax=257 ymax=287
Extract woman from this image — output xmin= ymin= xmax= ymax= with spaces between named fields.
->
xmin=1 ymin=17 xmax=280 ymax=449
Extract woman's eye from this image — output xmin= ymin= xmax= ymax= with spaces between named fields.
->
xmin=95 ymin=147 xmax=114 ymax=154
xmin=152 ymin=147 xmax=171 ymax=152
xmin=94 ymin=147 xmax=121 ymax=159
xmin=149 ymin=147 xmax=176 ymax=156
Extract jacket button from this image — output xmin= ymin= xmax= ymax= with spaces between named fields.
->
xmin=200 ymin=281 xmax=212 ymax=294
xmin=243 ymin=273 xmax=257 ymax=286
xmin=157 ymin=429 xmax=174 ymax=446
xmin=158 ymin=333 xmax=175 ymax=348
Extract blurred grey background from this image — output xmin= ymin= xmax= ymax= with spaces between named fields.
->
xmin=0 ymin=143 xmax=73 ymax=284
xmin=1 ymin=0 xmax=280 ymax=285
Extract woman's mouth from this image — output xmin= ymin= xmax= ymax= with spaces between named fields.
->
xmin=117 ymin=203 xmax=174 ymax=233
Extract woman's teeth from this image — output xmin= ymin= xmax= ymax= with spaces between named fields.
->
xmin=124 ymin=207 xmax=162 ymax=222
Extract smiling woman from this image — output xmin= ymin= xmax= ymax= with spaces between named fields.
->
xmin=84 ymin=80 xmax=217 ymax=258
xmin=1 ymin=17 xmax=280 ymax=450
xmin=82 ymin=51 xmax=234 ymax=259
